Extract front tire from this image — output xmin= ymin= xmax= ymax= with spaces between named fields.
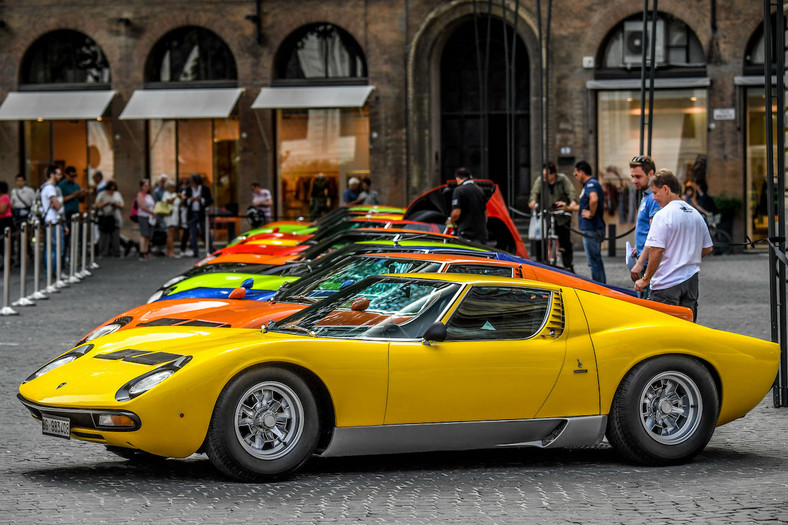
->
xmin=606 ymin=356 xmax=719 ymax=466
xmin=206 ymin=368 xmax=319 ymax=481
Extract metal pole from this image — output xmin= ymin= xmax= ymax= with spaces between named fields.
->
xmin=1 ymin=228 xmax=18 ymax=315
xmin=68 ymin=215 xmax=80 ymax=284
xmin=12 ymin=222 xmax=34 ymax=307
xmin=55 ymin=217 xmax=67 ymax=289
xmin=78 ymin=212 xmax=90 ymax=278
xmin=646 ymin=0 xmax=658 ymax=156
xmin=638 ymin=0 xmax=649 ymax=155
xmin=89 ymin=211 xmax=98 ymax=269
xmin=204 ymin=214 xmax=210 ymax=255
xmin=29 ymin=219 xmax=46 ymax=300
xmin=45 ymin=221 xmax=57 ymax=294
xmin=776 ymin=0 xmax=788 ymax=408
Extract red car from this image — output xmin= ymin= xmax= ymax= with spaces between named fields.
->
xmin=404 ymin=179 xmax=528 ymax=258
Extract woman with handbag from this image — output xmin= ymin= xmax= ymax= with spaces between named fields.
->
xmin=159 ymin=180 xmax=180 ymax=258
xmin=93 ymin=180 xmax=124 ymax=257
xmin=135 ymin=179 xmax=155 ymax=260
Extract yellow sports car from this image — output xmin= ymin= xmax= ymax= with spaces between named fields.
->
xmin=18 ymin=274 xmax=778 ymax=481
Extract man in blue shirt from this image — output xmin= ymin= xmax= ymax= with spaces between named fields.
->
xmin=628 ymin=155 xmax=661 ymax=298
xmin=571 ymin=161 xmax=606 ymax=283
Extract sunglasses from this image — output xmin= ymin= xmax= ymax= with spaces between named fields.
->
xmin=630 ymin=156 xmax=654 ymax=171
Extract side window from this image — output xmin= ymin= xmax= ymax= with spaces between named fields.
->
xmin=445 ymin=264 xmax=514 ymax=277
xmin=445 ymin=286 xmax=551 ymax=341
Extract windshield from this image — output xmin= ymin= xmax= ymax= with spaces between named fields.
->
xmin=279 ymin=257 xmax=442 ymax=303
xmin=272 ymin=276 xmax=461 ymax=339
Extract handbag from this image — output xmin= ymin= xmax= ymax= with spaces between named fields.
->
xmin=98 ymin=213 xmax=115 ymax=233
xmin=154 ymin=201 xmax=173 ymax=215
xmin=528 ymin=213 xmax=543 ymax=240
xmin=130 ymin=198 xmax=139 ymax=223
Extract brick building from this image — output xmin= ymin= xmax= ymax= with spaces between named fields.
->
xmin=0 ymin=0 xmax=776 ymax=243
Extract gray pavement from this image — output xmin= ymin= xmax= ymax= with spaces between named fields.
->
xmin=1 ymin=250 xmax=787 ymax=523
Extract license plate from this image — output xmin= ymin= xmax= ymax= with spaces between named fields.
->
xmin=41 ymin=414 xmax=70 ymax=439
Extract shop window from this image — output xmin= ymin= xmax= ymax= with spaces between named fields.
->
xmin=597 ymin=13 xmax=705 ymax=77
xmin=745 ymin=89 xmax=780 ymax=242
xmin=146 ymin=26 xmax=237 ymax=85
xmin=275 ymin=23 xmax=367 ymax=81
xmin=21 ymin=30 xmax=110 ymax=86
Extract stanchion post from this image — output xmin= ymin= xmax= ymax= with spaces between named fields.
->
xmin=12 ymin=222 xmax=34 ymax=307
xmin=55 ymin=217 xmax=67 ymax=289
xmin=68 ymin=215 xmax=80 ymax=284
xmin=204 ymin=215 xmax=210 ymax=255
xmin=29 ymin=219 xmax=46 ymax=300
xmin=1 ymin=227 xmax=19 ymax=316
xmin=607 ymin=224 xmax=616 ymax=257
xmin=79 ymin=212 xmax=90 ymax=278
xmin=89 ymin=211 xmax=98 ymax=269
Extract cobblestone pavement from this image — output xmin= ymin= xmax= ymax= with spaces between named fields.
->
xmin=1 ymin=251 xmax=787 ymax=523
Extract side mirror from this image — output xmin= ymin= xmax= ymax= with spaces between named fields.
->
xmin=228 ymin=287 xmax=247 ymax=300
xmin=241 ymin=278 xmax=254 ymax=289
xmin=422 ymin=322 xmax=447 ymax=345
xmin=339 ymin=279 xmax=355 ymax=290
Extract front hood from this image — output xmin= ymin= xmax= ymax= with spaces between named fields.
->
xmin=168 ymin=273 xmax=298 ymax=295
xmin=19 ymin=327 xmax=288 ymax=407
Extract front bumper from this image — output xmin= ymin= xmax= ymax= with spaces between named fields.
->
xmin=18 ymin=394 xmax=141 ymax=440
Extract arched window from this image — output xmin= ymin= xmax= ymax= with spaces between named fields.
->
xmin=597 ymin=12 xmax=705 ymax=77
xmin=275 ymin=23 xmax=367 ymax=81
xmin=146 ymin=26 xmax=237 ymax=84
xmin=21 ymin=30 xmax=110 ymax=86
xmin=744 ymin=14 xmax=781 ymax=74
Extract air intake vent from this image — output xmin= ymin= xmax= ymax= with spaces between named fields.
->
xmin=541 ymin=291 xmax=565 ymax=337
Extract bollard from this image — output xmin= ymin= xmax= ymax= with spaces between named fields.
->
xmin=89 ymin=211 xmax=98 ymax=270
xmin=29 ymin=219 xmax=47 ymax=300
xmin=68 ymin=215 xmax=80 ymax=284
xmin=55 ymin=218 xmax=67 ymax=289
xmin=45 ymin=221 xmax=59 ymax=294
xmin=1 ymin=227 xmax=19 ymax=315
xmin=204 ymin=215 xmax=210 ymax=254
xmin=78 ymin=212 xmax=91 ymax=278
xmin=12 ymin=222 xmax=34 ymax=307
xmin=607 ymin=223 xmax=617 ymax=258
xmin=227 ymin=221 xmax=236 ymax=245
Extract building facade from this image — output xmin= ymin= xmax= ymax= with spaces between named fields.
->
xmin=0 ymin=0 xmax=776 ymax=243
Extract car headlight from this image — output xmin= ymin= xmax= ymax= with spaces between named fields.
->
xmin=161 ymin=275 xmax=187 ymax=288
xmin=24 ymin=344 xmax=94 ymax=383
xmin=146 ymin=290 xmax=165 ymax=303
xmin=115 ymin=355 xmax=192 ymax=401
xmin=77 ymin=316 xmax=133 ymax=346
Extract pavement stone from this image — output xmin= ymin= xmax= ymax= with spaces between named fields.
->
xmin=0 ymin=250 xmax=787 ymax=523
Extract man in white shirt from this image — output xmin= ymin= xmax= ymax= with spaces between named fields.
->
xmin=635 ymin=170 xmax=713 ymax=321
xmin=40 ymin=165 xmax=63 ymax=277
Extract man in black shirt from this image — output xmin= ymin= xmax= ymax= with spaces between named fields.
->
xmin=446 ymin=167 xmax=487 ymax=244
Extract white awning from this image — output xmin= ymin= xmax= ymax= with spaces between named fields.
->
xmin=252 ymin=86 xmax=374 ymax=109
xmin=0 ymin=90 xmax=116 ymax=120
xmin=119 ymin=88 xmax=244 ymax=119
xmin=585 ymin=78 xmax=711 ymax=90
xmin=734 ymin=75 xmax=776 ymax=86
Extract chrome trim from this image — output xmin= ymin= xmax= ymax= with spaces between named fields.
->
xmin=319 ymin=416 xmax=606 ymax=458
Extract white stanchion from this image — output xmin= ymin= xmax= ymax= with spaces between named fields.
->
xmin=55 ymin=218 xmax=68 ymax=289
xmin=89 ymin=211 xmax=98 ymax=270
xmin=29 ymin=219 xmax=47 ymax=300
xmin=45 ymin=221 xmax=58 ymax=294
xmin=78 ymin=212 xmax=90 ymax=278
xmin=1 ymin=227 xmax=19 ymax=316
xmin=67 ymin=215 xmax=81 ymax=284
xmin=204 ymin=215 xmax=210 ymax=255
xmin=12 ymin=222 xmax=34 ymax=307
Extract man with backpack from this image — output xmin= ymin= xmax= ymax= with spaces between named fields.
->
xmin=40 ymin=165 xmax=63 ymax=278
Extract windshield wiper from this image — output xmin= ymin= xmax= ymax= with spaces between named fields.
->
xmin=279 ymin=324 xmax=316 ymax=337
xmin=289 ymin=294 xmax=318 ymax=304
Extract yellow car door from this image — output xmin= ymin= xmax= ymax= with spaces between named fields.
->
xmin=385 ymin=285 xmax=568 ymax=424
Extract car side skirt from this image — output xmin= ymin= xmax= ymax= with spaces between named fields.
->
xmin=319 ymin=415 xmax=607 ymax=457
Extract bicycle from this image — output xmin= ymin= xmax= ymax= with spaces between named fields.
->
xmin=532 ymin=205 xmax=573 ymax=269
xmin=706 ymin=213 xmax=732 ymax=255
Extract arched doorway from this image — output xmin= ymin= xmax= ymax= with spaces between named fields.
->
xmin=440 ymin=18 xmax=530 ymax=205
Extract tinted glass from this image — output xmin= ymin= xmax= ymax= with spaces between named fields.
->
xmin=446 ymin=286 xmax=551 ymax=340
xmin=276 ymin=23 xmax=367 ymax=79
xmin=22 ymin=30 xmax=110 ymax=84
xmin=445 ymin=264 xmax=513 ymax=277
xmin=146 ymin=26 xmax=237 ymax=82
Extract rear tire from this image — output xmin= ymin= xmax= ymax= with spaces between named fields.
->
xmin=606 ymin=356 xmax=719 ymax=466
xmin=206 ymin=367 xmax=319 ymax=481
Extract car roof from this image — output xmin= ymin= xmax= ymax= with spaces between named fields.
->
xmin=382 ymin=272 xmax=562 ymax=291
xmin=367 ymin=252 xmax=519 ymax=267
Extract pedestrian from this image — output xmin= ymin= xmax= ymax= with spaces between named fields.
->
xmin=135 ymin=179 xmax=155 ymax=260
xmin=309 ymin=172 xmax=330 ymax=220
xmin=40 ymin=165 xmax=63 ymax=277
xmin=528 ymin=162 xmax=577 ymax=271
xmin=250 ymin=182 xmax=273 ymax=225
xmin=153 ymin=173 xmax=168 ymax=203
xmin=446 ymin=167 xmax=487 ymax=244
xmin=358 ymin=177 xmax=381 ymax=205
xmin=628 ymin=155 xmax=661 ymax=298
xmin=92 ymin=171 xmax=106 ymax=197
xmin=343 ymin=177 xmax=362 ymax=206
xmin=58 ymin=165 xmax=85 ymax=258
xmin=572 ymin=161 xmax=606 ymax=283
xmin=161 ymin=180 xmax=181 ymax=258
xmin=184 ymin=173 xmax=213 ymax=258
xmin=10 ymin=174 xmax=35 ymax=224
xmin=93 ymin=180 xmax=123 ymax=257
xmin=635 ymin=170 xmax=713 ymax=321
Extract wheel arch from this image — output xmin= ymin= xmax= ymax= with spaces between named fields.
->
xmin=198 ymin=361 xmax=337 ymax=456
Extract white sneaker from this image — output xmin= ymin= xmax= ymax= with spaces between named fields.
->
xmin=183 ymin=249 xmax=194 ymax=257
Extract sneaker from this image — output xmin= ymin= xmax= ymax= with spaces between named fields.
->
xmin=183 ymin=249 xmax=194 ymax=257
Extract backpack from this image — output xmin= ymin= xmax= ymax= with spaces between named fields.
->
xmin=29 ymin=184 xmax=48 ymax=223
xmin=130 ymin=197 xmax=139 ymax=223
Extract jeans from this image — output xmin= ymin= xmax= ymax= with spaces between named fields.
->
xmin=581 ymin=227 xmax=606 ymax=283
xmin=188 ymin=211 xmax=213 ymax=258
